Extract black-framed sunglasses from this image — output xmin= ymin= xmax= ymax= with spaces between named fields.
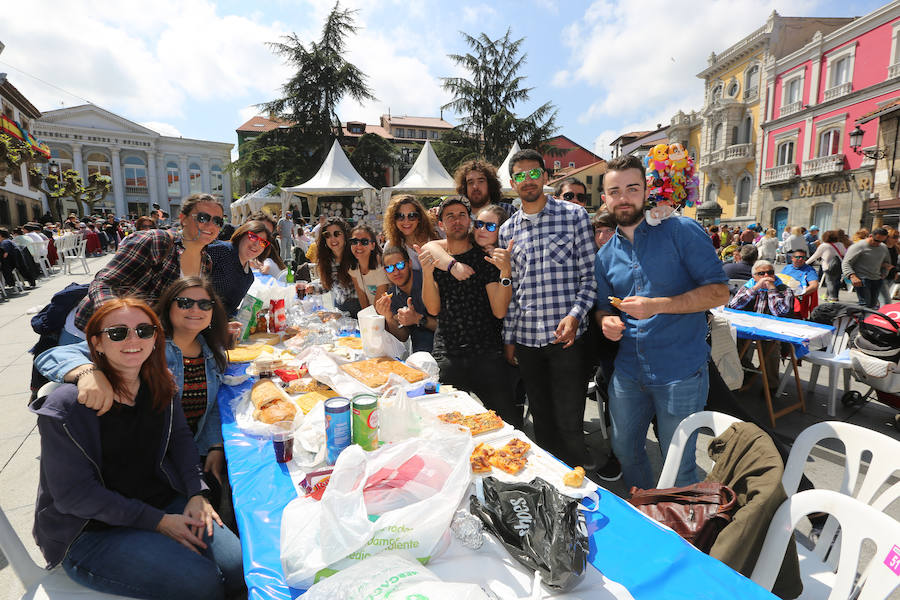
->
xmin=101 ymin=323 xmax=157 ymax=342
xmin=473 ymin=220 xmax=498 ymax=232
xmin=395 ymin=211 xmax=420 ymax=222
xmin=562 ymin=191 xmax=588 ymax=203
xmin=349 ymin=238 xmax=371 ymax=246
xmin=512 ymin=168 xmax=544 ymax=183
xmin=191 ymin=211 xmax=224 ymax=228
xmin=755 ymin=270 xmax=775 ymax=277
xmin=323 ymin=230 xmax=344 ymax=239
xmin=246 ymin=231 xmax=269 ymax=248
xmin=384 ymin=261 xmax=406 ymax=273
xmin=174 ymin=297 xmax=216 ymax=311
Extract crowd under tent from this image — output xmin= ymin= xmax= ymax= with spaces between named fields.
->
xmin=380 ymin=141 xmax=457 ymax=209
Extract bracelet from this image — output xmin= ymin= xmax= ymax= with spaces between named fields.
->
xmin=208 ymin=446 xmax=224 ymax=453
xmin=447 ymin=259 xmax=457 ymax=272
xmin=72 ymin=365 xmax=96 ymax=384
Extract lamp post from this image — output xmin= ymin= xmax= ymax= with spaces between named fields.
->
xmin=849 ymin=124 xmax=887 ymax=228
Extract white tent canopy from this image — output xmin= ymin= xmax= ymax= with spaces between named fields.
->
xmin=281 ymin=140 xmax=376 ymax=216
xmin=380 ymin=141 xmax=457 ymax=206
xmin=497 ymin=141 xmax=554 ymax=200
xmin=230 ymin=183 xmax=283 ymax=224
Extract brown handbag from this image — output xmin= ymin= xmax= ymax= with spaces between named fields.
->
xmin=627 ymin=482 xmax=738 ymax=554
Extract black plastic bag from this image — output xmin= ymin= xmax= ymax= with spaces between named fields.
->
xmin=469 ymin=476 xmax=589 ymax=591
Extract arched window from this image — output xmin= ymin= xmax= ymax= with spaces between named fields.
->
xmin=740 ymin=116 xmax=752 ymax=144
xmin=731 ymin=126 xmax=739 ymax=146
xmin=86 ymin=152 xmax=111 ymax=178
xmin=736 ymin=175 xmax=752 ymax=217
xmin=189 ymin=162 xmax=202 ymax=194
xmin=166 ymin=161 xmax=179 ymax=196
xmin=123 ymin=156 xmax=147 ymax=190
xmin=776 ymin=141 xmax=795 ymax=166
xmin=713 ymin=123 xmax=724 ymax=150
xmin=812 ymin=203 xmax=833 ymax=231
xmin=745 ymin=66 xmax=760 ymax=97
xmin=210 ymin=164 xmax=223 ymax=194
xmin=818 ymin=128 xmax=841 ymax=157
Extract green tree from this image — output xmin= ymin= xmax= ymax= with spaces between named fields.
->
xmin=232 ymin=2 xmax=375 ymax=188
xmin=349 ymin=134 xmax=397 ymax=188
xmin=30 ymin=168 xmax=111 ymax=218
xmin=439 ymin=29 xmax=559 ymax=170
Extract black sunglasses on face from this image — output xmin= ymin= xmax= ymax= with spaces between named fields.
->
xmin=191 ymin=211 xmax=224 ymax=228
xmin=349 ymin=238 xmax=371 ymax=246
xmin=395 ymin=212 xmax=420 ymax=222
xmin=323 ymin=230 xmax=343 ymax=239
xmin=102 ymin=323 xmax=157 ymax=342
xmin=473 ymin=220 xmax=498 ymax=232
xmin=755 ymin=270 xmax=775 ymax=277
xmin=384 ymin=261 xmax=406 ymax=273
xmin=174 ymin=297 xmax=215 ymax=311
xmin=562 ymin=192 xmax=588 ymax=203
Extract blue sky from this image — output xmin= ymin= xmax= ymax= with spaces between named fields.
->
xmin=0 ymin=0 xmax=890 ymax=163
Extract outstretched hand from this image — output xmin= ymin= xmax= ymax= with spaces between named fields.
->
xmin=485 ymin=239 xmax=514 ymax=276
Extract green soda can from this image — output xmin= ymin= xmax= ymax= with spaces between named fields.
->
xmin=351 ymin=393 xmax=378 ymax=451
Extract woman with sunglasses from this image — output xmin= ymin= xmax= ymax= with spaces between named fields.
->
xmin=348 ymin=224 xmax=389 ymax=309
xmin=68 ymin=194 xmax=225 ymax=339
xmin=31 ymin=297 xmax=244 ymax=600
xmin=317 ymin=217 xmax=362 ymax=316
xmin=383 ymin=195 xmax=440 ymax=271
xmin=206 ymin=220 xmax=275 ymax=317
xmin=417 ymin=204 xmax=509 ymax=281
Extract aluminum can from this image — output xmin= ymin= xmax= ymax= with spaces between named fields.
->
xmin=324 ymin=397 xmax=351 ymax=465
xmin=351 ymin=393 xmax=379 ymax=451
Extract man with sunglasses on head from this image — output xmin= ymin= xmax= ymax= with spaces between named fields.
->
xmin=594 ymin=154 xmax=729 ymax=490
xmin=453 ymin=160 xmax=516 ymax=217
xmin=554 ymin=177 xmax=589 ymax=209
xmin=498 ymin=149 xmax=597 ymax=473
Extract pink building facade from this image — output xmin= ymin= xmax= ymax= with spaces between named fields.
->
xmin=758 ymin=2 xmax=900 ymax=236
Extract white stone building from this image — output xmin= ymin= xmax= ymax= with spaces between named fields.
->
xmin=33 ymin=105 xmax=232 ymax=218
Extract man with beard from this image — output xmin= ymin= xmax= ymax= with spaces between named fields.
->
xmin=498 ymin=149 xmax=597 ymax=472
xmin=594 ymin=154 xmax=729 ymax=490
xmin=453 ymin=160 xmax=516 ymax=217
xmin=554 ymin=177 xmax=589 ymax=208
xmin=418 ymin=196 xmax=520 ymax=428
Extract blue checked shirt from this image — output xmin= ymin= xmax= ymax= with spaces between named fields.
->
xmin=498 ymin=196 xmax=597 ymax=347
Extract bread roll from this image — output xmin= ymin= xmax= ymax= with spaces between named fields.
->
xmin=250 ymin=379 xmax=283 ymax=410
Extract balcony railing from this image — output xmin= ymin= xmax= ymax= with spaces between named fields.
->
xmin=824 ymin=82 xmax=851 ymax=101
xmin=743 ymin=87 xmax=759 ymax=101
xmin=890 ymin=63 xmax=900 ymax=79
xmin=762 ymin=163 xmax=797 ymax=184
xmin=701 ymin=143 xmax=755 ymax=168
xmin=125 ymin=185 xmax=148 ymax=195
xmin=802 ymin=154 xmax=845 ymax=176
xmin=781 ymin=101 xmax=802 ymax=117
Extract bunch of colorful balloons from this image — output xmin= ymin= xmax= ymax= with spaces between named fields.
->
xmin=643 ymin=142 xmax=700 ymax=224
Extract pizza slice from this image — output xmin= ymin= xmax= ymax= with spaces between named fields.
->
xmin=503 ymin=438 xmax=531 ymax=458
xmin=438 ymin=411 xmax=465 ymax=424
xmin=488 ymin=448 xmax=527 ymax=475
xmin=460 ymin=410 xmax=504 ymax=436
xmin=470 ymin=442 xmax=495 ymax=474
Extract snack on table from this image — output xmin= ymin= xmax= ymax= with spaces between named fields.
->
xmin=294 ymin=390 xmax=337 ymax=414
xmin=608 ymin=296 xmax=623 ymax=308
xmin=470 ymin=442 xmax=495 ymax=474
xmin=340 ymin=357 xmax=426 ymax=388
xmin=488 ymin=438 xmax=531 ymax=475
xmin=438 ymin=410 xmax=504 ymax=436
xmin=336 ymin=336 xmax=363 ymax=350
xmin=285 ymin=377 xmax=332 ymax=395
xmin=250 ymin=379 xmax=297 ymax=424
xmin=227 ymin=343 xmax=265 ymax=363
xmin=562 ymin=466 xmax=586 ymax=488
xmin=247 ymin=332 xmax=281 ymax=345
xmin=317 ymin=310 xmax=343 ymax=323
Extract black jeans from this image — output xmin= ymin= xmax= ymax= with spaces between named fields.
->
xmin=436 ymin=352 xmax=522 ymax=430
xmin=515 ymin=337 xmax=590 ymax=467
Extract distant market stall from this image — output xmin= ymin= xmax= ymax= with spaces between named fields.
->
xmin=230 ymin=183 xmax=283 ymax=225
xmin=379 ymin=141 xmax=457 ymax=209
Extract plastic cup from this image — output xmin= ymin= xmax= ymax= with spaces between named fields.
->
xmin=272 ymin=420 xmax=294 ymax=464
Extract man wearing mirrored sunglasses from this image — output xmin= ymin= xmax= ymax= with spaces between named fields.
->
xmin=554 ymin=176 xmax=589 ymax=209
xmin=498 ymin=149 xmax=598 ymax=472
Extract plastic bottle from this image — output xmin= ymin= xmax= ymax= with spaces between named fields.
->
xmin=286 ymin=263 xmax=294 ymax=283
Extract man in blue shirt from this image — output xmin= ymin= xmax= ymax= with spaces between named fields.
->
xmin=594 ymin=155 xmax=729 ymax=489
xmin=780 ymin=248 xmax=819 ymax=319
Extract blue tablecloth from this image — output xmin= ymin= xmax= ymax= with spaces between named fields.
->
xmin=220 ymin=364 xmax=776 ymax=600
xmin=720 ymin=306 xmax=834 ymax=358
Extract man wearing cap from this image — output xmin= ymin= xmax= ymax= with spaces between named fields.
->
xmin=805 ymin=226 xmax=820 ymax=255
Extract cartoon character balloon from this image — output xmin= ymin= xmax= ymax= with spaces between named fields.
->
xmin=642 ymin=142 xmax=699 ymax=226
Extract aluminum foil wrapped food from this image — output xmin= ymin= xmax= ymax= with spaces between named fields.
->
xmin=450 ymin=509 xmax=484 ymax=550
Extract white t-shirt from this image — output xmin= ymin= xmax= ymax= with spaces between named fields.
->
xmin=349 ymin=265 xmax=390 ymax=304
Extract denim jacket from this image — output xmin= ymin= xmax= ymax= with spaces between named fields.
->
xmin=35 ymin=337 xmax=224 ymax=455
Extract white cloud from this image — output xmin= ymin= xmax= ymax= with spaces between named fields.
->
xmin=140 ymin=121 xmax=183 ymax=137
xmin=462 ymin=5 xmax=498 ymax=24
xmin=238 ymin=105 xmax=261 ymax=124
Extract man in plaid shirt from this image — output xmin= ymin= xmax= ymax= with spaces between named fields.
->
xmin=498 ymin=149 xmax=597 ymax=472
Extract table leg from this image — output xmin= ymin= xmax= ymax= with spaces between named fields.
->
xmin=757 ymin=342 xmax=777 ymax=429
xmin=738 ymin=340 xmax=757 ymax=392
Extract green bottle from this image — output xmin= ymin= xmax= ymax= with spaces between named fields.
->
xmin=286 ymin=263 xmax=294 ymax=283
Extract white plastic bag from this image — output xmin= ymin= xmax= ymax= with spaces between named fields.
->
xmin=358 ymin=305 xmax=407 ymax=360
xmin=280 ymin=429 xmax=474 ymax=589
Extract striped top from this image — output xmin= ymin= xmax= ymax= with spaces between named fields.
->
xmin=181 ymin=355 xmax=208 ymax=435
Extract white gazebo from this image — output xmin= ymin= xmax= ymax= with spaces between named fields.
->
xmin=380 ymin=141 xmax=457 ymax=208
xmin=497 ymin=141 xmax=553 ymax=201
xmin=230 ymin=183 xmax=283 ymax=225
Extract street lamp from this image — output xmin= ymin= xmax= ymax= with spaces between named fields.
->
xmin=849 ymin=124 xmax=886 ymax=159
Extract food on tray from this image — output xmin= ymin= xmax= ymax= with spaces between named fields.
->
xmin=250 ymin=379 xmax=297 ymax=424
xmin=488 ymin=439 xmax=532 ymax=475
xmin=294 ymin=390 xmax=338 ymax=414
xmin=562 ymin=466 xmax=586 ymax=488
xmin=470 ymin=443 xmax=495 ymax=474
xmin=336 ymin=336 xmax=363 ymax=349
xmin=285 ymin=377 xmax=332 ymax=395
xmin=247 ymin=332 xmax=281 ymax=344
xmin=340 ymin=357 xmax=426 ymax=388
xmin=438 ymin=410 xmax=504 ymax=436
xmin=608 ymin=296 xmax=623 ymax=308
xmin=274 ymin=367 xmax=307 ymax=383
xmin=317 ymin=310 xmax=343 ymax=323
xmin=226 ymin=343 xmax=265 ymax=363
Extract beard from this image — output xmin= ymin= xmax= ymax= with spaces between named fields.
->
xmin=468 ymin=190 xmax=488 ymax=209
xmin=610 ymin=203 xmax=644 ymax=227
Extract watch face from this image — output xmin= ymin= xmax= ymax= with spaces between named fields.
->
xmin=500 ymin=277 xmax=512 ymax=286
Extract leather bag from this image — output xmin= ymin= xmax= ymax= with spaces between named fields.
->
xmin=628 ymin=482 xmax=738 ymax=554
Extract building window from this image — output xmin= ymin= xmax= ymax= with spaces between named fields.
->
xmin=831 ymin=56 xmax=850 ymax=87
xmin=712 ymin=123 xmax=724 ymax=150
xmin=785 ymin=78 xmax=802 ymax=105
xmin=553 ymin=160 xmax=561 ymax=169
xmin=123 ymin=156 xmax=147 ymax=190
xmin=50 ymin=148 xmax=74 ymax=174
xmin=812 ymin=203 xmax=832 ymax=231
xmin=86 ymin=152 xmax=112 ymax=185
xmin=744 ymin=65 xmax=760 ymax=97
xmin=817 ymin=128 xmax=841 ymax=157
xmin=586 ymin=175 xmax=593 ymax=185
xmin=705 ymin=183 xmax=717 ymax=205
xmin=568 ymin=161 xmax=575 ymax=167
xmin=431 ymin=131 xmax=439 ymax=139
xmin=727 ymin=81 xmax=739 ymax=97
xmin=167 ymin=161 xmax=179 ymax=196
xmin=824 ymin=45 xmax=856 ymax=98
xmin=210 ymin=164 xmax=223 ymax=194
xmin=189 ymin=162 xmax=202 ymax=194
xmin=0 ymin=195 xmax=8 ymax=225
xmin=736 ymin=175 xmax=751 ymax=217
xmin=15 ymin=200 xmax=26 ymax=226
xmin=776 ymin=141 xmax=795 ymax=166
xmin=419 ymin=130 xmax=427 ymax=139
xmin=739 ymin=116 xmax=752 ymax=144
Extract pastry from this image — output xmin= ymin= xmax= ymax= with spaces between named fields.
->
xmin=340 ymin=357 xmax=426 ymax=388
xmin=247 ymin=332 xmax=281 ymax=344
xmin=608 ymin=296 xmax=623 ymax=308
xmin=489 ymin=441 xmax=529 ymax=475
xmin=562 ymin=466 xmax=586 ymax=487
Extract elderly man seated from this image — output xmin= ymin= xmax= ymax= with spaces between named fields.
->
xmin=728 ymin=260 xmax=795 ymax=390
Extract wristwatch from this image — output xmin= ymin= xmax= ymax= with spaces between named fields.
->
xmin=418 ymin=315 xmax=428 ymax=327
xmin=500 ymin=277 xmax=512 ymax=287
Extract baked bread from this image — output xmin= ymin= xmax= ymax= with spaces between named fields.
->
xmin=227 ymin=343 xmax=265 ymax=363
xmin=562 ymin=466 xmax=585 ymax=487
xmin=340 ymin=357 xmax=426 ymax=388
xmin=247 ymin=332 xmax=281 ymax=344
xmin=249 ymin=379 xmax=297 ymax=424
xmin=250 ymin=379 xmax=283 ymax=409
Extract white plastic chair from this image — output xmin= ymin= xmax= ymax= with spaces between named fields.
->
xmin=0 ymin=502 xmax=131 ymax=599
xmin=751 ymin=489 xmax=900 ymax=600
xmin=656 ymin=411 xmax=742 ymax=488
xmin=63 ymin=236 xmax=90 ymax=275
xmin=803 ymin=315 xmax=854 ymax=417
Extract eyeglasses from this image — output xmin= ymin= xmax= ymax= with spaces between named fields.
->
xmin=512 ymin=168 xmax=544 ymax=183
xmin=191 ymin=212 xmax=224 ymax=228
xmin=755 ymin=270 xmax=775 ymax=277
xmin=174 ymin=297 xmax=215 ymax=311
xmin=349 ymin=238 xmax=371 ymax=246
xmin=246 ymin=231 xmax=269 ymax=248
xmin=323 ymin=230 xmax=343 ymax=239
xmin=473 ymin=220 xmax=498 ymax=232
xmin=101 ymin=323 xmax=157 ymax=342
xmin=395 ymin=212 xmax=420 ymax=222
xmin=384 ymin=261 xmax=406 ymax=273
xmin=791 ymin=255 xmax=806 ymax=260
xmin=562 ymin=192 xmax=588 ymax=203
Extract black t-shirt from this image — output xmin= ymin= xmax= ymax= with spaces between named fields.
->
xmin=432 ymin=245 xmax=501 ymax=357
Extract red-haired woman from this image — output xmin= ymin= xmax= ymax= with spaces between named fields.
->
xmin=31 ymin=298 xmax=244 ymax=600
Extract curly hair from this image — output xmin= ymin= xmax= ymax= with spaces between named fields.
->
xmin=317 ymin=217 xmax=353 ymax=290
xmin=382 ymin=195 xmax=438 ymax=248
xmin=349 ymin=224 xmax=382 ymax=271
xmin=454 ymin=160 xmax=502 ymax=205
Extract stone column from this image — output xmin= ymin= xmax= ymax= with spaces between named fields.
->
xmin=110 ymin=147 xmax=126 ymax=217
xmin=201 ymin=157 xmax=210 ymax=193
xmin=71 ymin=143 xmax=84 ymax=177
xmin=146 ymin=151 xmax=158 ymax=213
xmin=156 ymin=153 xmax=169 ymax=210
xmin=179 ymin=155 xmax=190 ymax=201
xmin=222 ymin=158 xmax=232 ymax=218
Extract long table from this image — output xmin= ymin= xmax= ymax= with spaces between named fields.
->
xmin=219 ymin=362 xmax=777 ymax=600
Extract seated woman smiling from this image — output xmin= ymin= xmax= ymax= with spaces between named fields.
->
xmin=31 ymin=297 xmax=244 ymax=600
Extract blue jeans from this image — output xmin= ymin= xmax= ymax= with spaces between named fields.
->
xmin=855 ymin=278 xmax=883 ymax=308
xmin=63 ymin=496 xmax=245 ymax=600
xmin=608 ymin=364 xmax=709 ymax=490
